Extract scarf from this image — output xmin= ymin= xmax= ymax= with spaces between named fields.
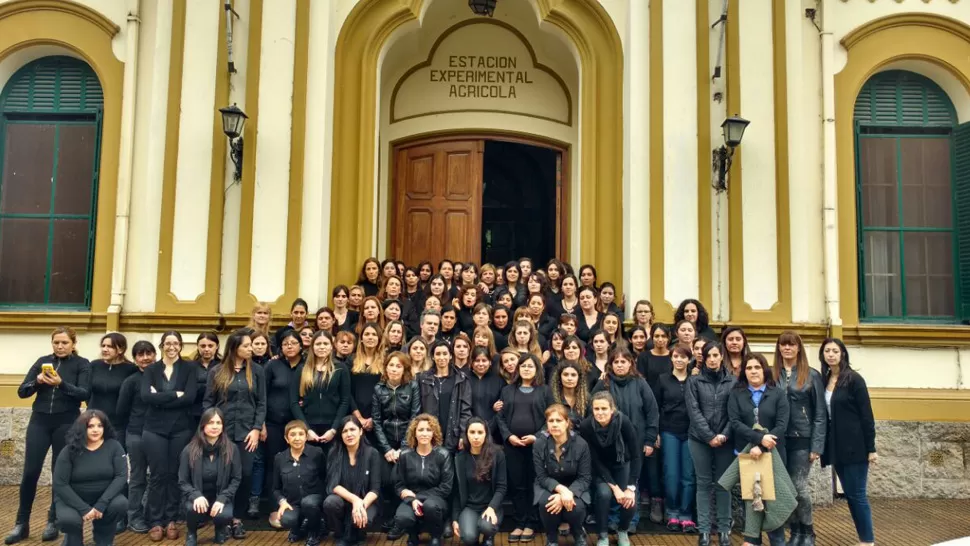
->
xmin=593 ymin=413 xmax=627 ymax=464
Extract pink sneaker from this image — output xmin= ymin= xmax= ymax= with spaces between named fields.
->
xmin=681 ymin=520 xmax=698 ymax=534
xmin=666 ymin=518 xmax=681 ymax=532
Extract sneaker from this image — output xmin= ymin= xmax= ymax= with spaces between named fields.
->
xmin=596 ymin=537 xmax=609 ymax=546
xmin=617 ymin=531 xmax=630 ymax=546
xmin=231 ymin=521 xmax=247 ymax=540
xmin=386 ymin=526 xmax=405 ymax=541
xmin=681 ymin=520 xmax=698 ymax=534
xmin=666 ymin=518 xmax=681 ymax=532
xmin=127 ymin=520 xmax=150 ymax=534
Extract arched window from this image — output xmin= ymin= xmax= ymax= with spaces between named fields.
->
xmin=0 ymin=56 xmax=103 ymax=308
xmin=853 ymin=70 xmax=970 ymax=321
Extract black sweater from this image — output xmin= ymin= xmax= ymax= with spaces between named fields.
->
xmin=115 ymin=369 xmax=148 ymax=435
xmin=87 ymin=360 xmax=137 ymax=426
xmin=19 ymin=354 xmax=91 ymax=415
xmin=468 ymin=370 xmax=505 ymax=425
xmin=178 ymin=442 xmax=242 ymax=505
xmin=591 ymin=375 xmax=659 ymax=447
xmin=636 ymin=352 xmax=672 ymax=393
xmin=395 ymin=446 xmax=454 ymax=502
xmin=495 ymin=384 xmax=555 ymax=442
xmin=53 ymin=439 xmax=127 ymax=513
xmin=264 ymin=358 xmax=302 ymax=426
xmin=141 ymin=360 xmax=197 ymax=435
xmin=578 ymin=414 xmax=642 ymax=488
xmin=190 ymin=359 xmax=220 ymax=420
xmin=453 ymin=448 xmax=507 ymax=512
xmin=289 ymin=363 xmax=351 ymax=430
xmin=654 ymin=372 xmax=690 ymax=438
xmin=822 ymin=371 xmax=876 ymax=468
xmin=349 ymin=368 xmax=382 ymax=420
xmin=325 ymin=444 xmax=382 ymax=498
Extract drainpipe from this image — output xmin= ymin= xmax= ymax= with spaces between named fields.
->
xmin=820 ymin=11 xmax=842 ymax=338
xmin=107 ymin=0 xmax=141 ymax=332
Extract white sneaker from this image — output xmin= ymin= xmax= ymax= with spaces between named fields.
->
xmin=596 ymin=536 xmax=609 ymax=546
xmin=617 ymin=531 xmax=630 ymax=546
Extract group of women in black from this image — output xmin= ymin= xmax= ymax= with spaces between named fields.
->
xmin=6 ymin=256 xmax=877 ymax=546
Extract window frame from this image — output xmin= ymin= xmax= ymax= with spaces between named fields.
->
xmin=0 ymin=57 xmax=103 ymax=310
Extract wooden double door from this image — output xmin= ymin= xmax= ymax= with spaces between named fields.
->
xmin=392 ymin=140 xmax=484 ymax=267
xmin=392 ymin=137 xmax=565 ymax=267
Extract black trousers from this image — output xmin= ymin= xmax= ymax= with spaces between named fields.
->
xmin=456 ymin=506 xmax=502 ymax=546
xmin=143 ymin=428 xmax=192 ymax=527
xmin=126 ymin=432 xmax=149 ymax=527
xmin=232 ymin=440 xmax=256 ymax=517
xmin=279 ymin=494 xmax=324 ymax=533
xmin=393 ymin=495 xmax=448 ymax=537
xmin=55 ymin=495 xmax=127 ymax=546
xmin=505 ymin=444 xmax=537 ymax=528
xmin=263 ymin=422 xmax=287 ymax=496
xmin=18 ymin=410 xmax=77 ymax=523
xmin=184 ymin=498 xmax=234 ymax=531
xmin=538 ymin=493 xmax=587 ymax=544
xmin=323 ymin=494 xmax=379 ymax=541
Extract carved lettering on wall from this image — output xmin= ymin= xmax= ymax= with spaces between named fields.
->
xmin=391 ymin=19 xmax=572 ymax=125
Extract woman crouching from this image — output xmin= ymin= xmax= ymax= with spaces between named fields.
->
xmin=393 ymin=414 xmax=454 ymax=546
xmin=534 ymin=404 xmax=592 ymax=546
xmin=452 ymin=417 xmax=507 ymax=546
xmin=323 ymin=416 xmax=382 ymax=546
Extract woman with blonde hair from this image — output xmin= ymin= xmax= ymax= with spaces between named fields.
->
xmin=406 ymin=338 xmax=433 ymax=377
xmin=247 ymin=302 xmax=273 ymax=338
xmin=350 ymin=323 xmax=385 ymax=441
xmin=508 ymin=320 xmax=542 ymax=359
xmin=391 ymin=415 xmax=453 ymax=546
xmin=355 ymin=296 xmax=385 ymax=336
xmin=380 ymin=320 xmax=408 ymax=354
xmin=289 ymin=330 xmax=350 ymax=454
xmin=472 ymin=326 xmax=498 ymax=359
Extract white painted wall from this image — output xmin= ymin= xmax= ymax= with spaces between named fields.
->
xmin=169 ymin=0 xmax=220 ymax=301
xmin=708 ymin=0 xmax=729 ymax=322
xmin=623 ymin=0 xmax=648 ymax=318
xmin=662 ymin=0 xmax=699 ymax=308
xmin=249 ymin=0 xmax=297 ymax=303
xmin=738 ymin=0 xmax=778 ymax=311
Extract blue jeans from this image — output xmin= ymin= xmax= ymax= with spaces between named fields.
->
xmin=835 ymin=462 xmax=874 ymax=543
xmin=661 ymin=432 xmax=695 ymax=521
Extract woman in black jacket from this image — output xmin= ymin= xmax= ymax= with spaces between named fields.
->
xmin=190 ymin=332 xmax=222 ymax=427
xmin=393 ymin=414 xmax=454 ymax=546
xmin=289 ymin=330 xmax=351 ymax=453
xmin=52 ymin=410 xmax=127 ymax=546
xmin=87 ymin=333 xmax=136 ymax=450
xmin=819 ymin=338 xmax=876 ymax=546
xmin=272 ymin=420 xmax=325 ymax=545
xmin=6 ymin=327 xmax=92 ymax=545
xmin=115 ymin=340 xmax=157 ymax=534
xmin=591 ymin=346 xmax=660 ymax=530
xmin=178 ymin=408 xmax=242 ymax=546
xmin=579 ymin=392 xmax=642 ymax=546
xmin=467 ymin=348 xmax=504 ymax=427
xmin=452 ymin=418 xmax=507 ymax=546
xmin=533 ymin=404 xmax=592 ymax=546
xmin=323 ymin=416 xmax=382 ymax=546
xmin=203 ymin=329 xmax=268 ymax=538
xmin=418 ymin=340 xmax=472 ymax=453
xmin=655 ymin=346 xmax=695 ymax=533
xmin=141 ymin=330 xmax=197 ymax=542
xmin=262 ymin=331 xmax=304 ymax=500
xmin=728 ymin=353 xmax=789 ymax=546
xmin=772 ymin=331 xmax=827 ymax=546
xmin=550 ymin=361 xmax=589 ymax=429
xmin=496 ymin=353 xmax=555 ymax=543
xmin=685 ymin=341 xmax=736 ymax=546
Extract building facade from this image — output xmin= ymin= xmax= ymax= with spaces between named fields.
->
xmin=0 ymin=0 xmax=967 ymax=495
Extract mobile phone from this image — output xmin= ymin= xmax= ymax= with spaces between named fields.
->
xmin=41 ymin=363 xmax=57 ymax=376
xmin=414 ymin=502 xmax=423 ymax=516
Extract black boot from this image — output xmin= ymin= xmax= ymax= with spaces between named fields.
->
xmin=442 ymin=522 xmax=453 ymax=539
xmin=304 ymin=531 xmax=322 ymax=546
xmin=573 ymin=530 xmax=588 ymax=546
xmin=697 ymin=533 xmax=711 ymax=546
xmin=213 ymin=525 xmax=230 ymax=544
xmin=406 ymin=531 xmax=420 ymax=546
xmin=247 ymin=496 xmax=260 ymax=519
xmin=717 ymin=531 xmax=730 ymax=545
xmin=40 ymin=520 xmax=59 ymax=542
xmin=185 ymin=529 xmax=198 ymax=546
xmin=796 ymin=524 xmax=816 ymax=546
xmin=3 ymin=522 xmax=28 ymax=545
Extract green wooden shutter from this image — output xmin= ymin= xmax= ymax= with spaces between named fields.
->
xmin=853 ymin=70 xmax=956 ymax=127
xmin=1 ymin=56 xmax=103 ymax=114
xmin=953 ymin=122 xmax=970 ymax=322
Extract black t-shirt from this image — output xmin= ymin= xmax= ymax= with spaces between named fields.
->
xmin=509 ymin=387 xmax=539 ymax=437
xmin=201 ymin=453 xmax=220 ymax=500
xmin=466 ymin=454 xmax=492 ymax=510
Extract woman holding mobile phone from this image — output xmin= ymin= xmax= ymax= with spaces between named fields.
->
xmin=6 ymin=327 xmax=92 ymax=544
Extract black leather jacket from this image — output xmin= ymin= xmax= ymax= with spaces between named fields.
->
xmin=685 ymin=366 xmax=736 ymax=444
xmin=372 ymin=380 xmax=421 ymax=454
xmin=776 ymin=366 xmax=827 ymax=454
xmin=418 ymin=368 xmax=472 ymax=451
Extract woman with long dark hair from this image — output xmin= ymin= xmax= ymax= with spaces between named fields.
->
xmin=331 ymin=287 xmax=359 ymax=333
xmin=178 ymin=408 xmax=242 ymax=546
xmin=323 ymin=416 xmax=382 ymax=546
xmin=271 ymin=420 xmax=325 ymax=545
xmin=191 ymin=332 xmax=222 ymax=428
xmin=655 ymin=345 xmax=696 ymax=533
xmin=418 ymin=341 xmax=472 ymax=453
xmin=392 ymin=415 xmax=454 ymax=546
xmin=53 ymin=410 xmax=127 ymax=546
xmin=637 ymin=323 xmax=672 ymax=390
xmin=141 ymin=331 xmax=197 ymax=542
xmin=533 ymin=404 xmax=592 ymax=546
xmin=203 ymin=329 xmax=267 ymax=535
xmin=453 ymin=417 xmax=507 ymax=546
xmin=87 ymin=333 xmax=136 ymax=450
xmin=576 ymin=287 xmax=604 ymax=343
xmin=773 ymin=331 xmax=826 ymax=546
xmin=580 ymin=392 xmax=641 ymax=546
xmin=496 ymin=354 xmax=555 ymax=543
xmin=685 ymin=342 xmax=736 ymax=546
xmin=819 ymin=339 xmax=876 ymax=546
xmin=550 ymin=361 xmax=589 ymax=429
xmin=357 ymin=257 xmax=382 ymax=297
xmin=674 ymin=299 xmax=716 ymax=341
xmin=275 ymin=298 xmax=311 ymax=350
xmin=6 ymin=327 xmax=92 ymax=545
xmin=290 ymin=330 xmax=351 ymax=452
xmin=720 ymin=327 xmax=750 ymax=377
xmin=728 ymin=353 xmax=789 ymax=546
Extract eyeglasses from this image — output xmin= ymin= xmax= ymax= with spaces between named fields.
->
xmin=162 ymin=342 xmax=181 ymax=348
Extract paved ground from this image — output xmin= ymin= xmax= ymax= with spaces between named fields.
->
xmin=1 ymin=489 xmax=967 ymax=545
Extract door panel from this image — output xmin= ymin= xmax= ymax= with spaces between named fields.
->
xmin=394 ymin=140 xmax=483 ymax=267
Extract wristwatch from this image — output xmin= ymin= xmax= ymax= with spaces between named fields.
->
xmin=626 ymin=485 xmax=636 ymax=492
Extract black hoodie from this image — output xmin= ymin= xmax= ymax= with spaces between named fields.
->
xmin=19 ymin=353 xmax=91 ymax=415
